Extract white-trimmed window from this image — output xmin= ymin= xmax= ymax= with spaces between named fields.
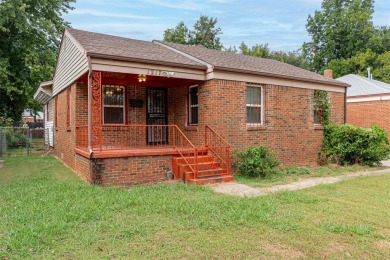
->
xmin=188 ymin=85 xmax=198 ymax=125
xmin=246 ymin=85 xmax=264 ymax=126
xmin=103 ymin=85 xmax=125 ymax=124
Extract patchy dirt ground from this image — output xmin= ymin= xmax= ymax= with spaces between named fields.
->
xmin=211 ymin=162 xmax=390 ymax=197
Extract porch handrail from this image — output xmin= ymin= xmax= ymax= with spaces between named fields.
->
xmin=172 ymin=125 xmax=198 ymax=179
xmin=75 ymin=124 xmax=199 ymax=178
xmin=205 ymin=125 xmax=230 ymax=175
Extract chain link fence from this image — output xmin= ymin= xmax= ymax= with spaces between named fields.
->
xmin=0 ymin=127 xmax=46 ymax=157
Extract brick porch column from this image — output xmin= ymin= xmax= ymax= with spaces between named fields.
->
xmin=91 ymin=70 xmax=102 ymax=150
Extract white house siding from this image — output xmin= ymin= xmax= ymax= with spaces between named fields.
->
xmin=47 ymin=100 xmax=53 ymax=121
xmin=45 ymin=121 xmax=54 ymax=147
xmin=52 ymin=34 xmax=88 ymax=96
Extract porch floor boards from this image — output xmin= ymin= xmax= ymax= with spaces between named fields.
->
xmin=75 ymin=146 xmax=207 ymax=159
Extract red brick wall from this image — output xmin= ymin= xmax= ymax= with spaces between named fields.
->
xmin=347 ymin=100 xmax=390 ymax=138
xmin=75 ymin=154 xmax=93 ymax=182
xmin=54 ymin=83 xmax=87 ymax=169
xmin=92 ymin=156 xmax=171 ymax=187
xmin=172 ymin=79 xmax=345 ymax=166
xmin=330 ymin=92 xmax=345 ymax=124
xmin=54 ymin=77 xmax=345 ymax=186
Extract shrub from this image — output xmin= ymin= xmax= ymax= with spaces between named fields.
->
xmin=4 ymin=128 xmax=28 ymax=148
xmin=235 ymin=146 xmax=280 ymax=178
xmin=320 ymin=124 xmax=390 ymax=166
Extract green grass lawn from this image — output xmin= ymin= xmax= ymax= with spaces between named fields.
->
xmin=235 ymin=164 xmax=388 ymax=188
xmin=1 ymin=157 xmax=390 ymax=259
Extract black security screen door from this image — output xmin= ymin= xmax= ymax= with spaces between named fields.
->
xmin=146 ymin=88 xmax=168 ymax=144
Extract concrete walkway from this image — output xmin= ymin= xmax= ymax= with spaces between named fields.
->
xmin=211 ymin=160 xmax=390 ymax=197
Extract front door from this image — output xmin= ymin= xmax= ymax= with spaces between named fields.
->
xmin=146 ymin=88 xmax=168 ymax=144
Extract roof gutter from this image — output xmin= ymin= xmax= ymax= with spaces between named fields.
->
xmin=212 ymin=65 xmax=350 ymax=88
xmin=87 ymin=52 xmax=208 ymax=71
xmin=344 ymin=86 xmax=348 ymax=124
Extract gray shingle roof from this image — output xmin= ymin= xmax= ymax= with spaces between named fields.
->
xmin=155 ymin=41 xmax=348 ymax=87
xmin=336 ymin=74 xmax=390 ymax=97
xmin=66 ymin=28 xmax=207 ymax=69
xmin=66 ymin=28 xmax=348 ymax=87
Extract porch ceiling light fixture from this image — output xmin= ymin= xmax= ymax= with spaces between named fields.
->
xmin=105 ymin=88 xmax=114 ymax=95
xmin=138 ymin=74 xmax=147 ymax=82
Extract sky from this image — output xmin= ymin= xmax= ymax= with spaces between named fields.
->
xmin=63 ymin=0 xmax=390 ymax=52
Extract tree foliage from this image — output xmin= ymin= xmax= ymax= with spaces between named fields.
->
xmin=239 ymin=42 xmax=310 ymax=69
xmin=0 ymin=0 xmax=74 ymax=122
xmin=328 ymin=50 xmax=390 ymax=83
xmin=163 ymin=15 xmax=223 ymax=50
xmin=305 ymin=0 xmax=376 ymax=72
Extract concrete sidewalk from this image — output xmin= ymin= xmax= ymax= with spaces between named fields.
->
xmin=211 ymin=161 xmax=390 ymax=197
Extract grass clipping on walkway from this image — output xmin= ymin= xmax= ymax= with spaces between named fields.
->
xmin=1 ymin=157 xmax=390 ymax=259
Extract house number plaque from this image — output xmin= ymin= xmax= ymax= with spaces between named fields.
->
xmin=148 ymin=69 xmax=175 ymax=78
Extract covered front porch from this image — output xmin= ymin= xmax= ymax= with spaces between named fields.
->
xmin=73 ymin=70 xmax=231 ymax=183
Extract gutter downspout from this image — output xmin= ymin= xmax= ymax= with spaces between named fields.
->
xmin=87 ymin=56 xmax=93 ymax=158
xmin=344 ymin=86 xmax=348 ymax=124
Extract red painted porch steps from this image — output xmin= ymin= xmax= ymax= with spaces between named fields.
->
xmin=172 ymin=153 xmax=234 ymax=185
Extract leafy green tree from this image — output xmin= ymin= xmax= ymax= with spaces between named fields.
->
xmin=239 ymin=41 xmax=310 ymax=69
xmin=163 ymin=15 xmax=223 ymax=50
xmin=224 ymin=46 xmax=238 ymax=53
xmin=189 ymin=15 xmax=222 ymax=50
xmin=0 ymin=0 xmax=74 ymax=121
xmin=374 ymin=51 xmax=390 ymax=83
xmin=239 ymin=42 xmax=270 ymax=58
xmin=163 ymin=21 xmax=190 ymax=45
xmin=305 ymin=0 xmax=376 ymax=72
xmin=328 ymin=50 xmax=390 ymax=83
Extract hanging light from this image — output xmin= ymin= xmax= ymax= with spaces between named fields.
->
xmin=138 ymin=74 xmax=147 ymax=82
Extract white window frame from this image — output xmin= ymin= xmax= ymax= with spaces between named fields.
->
xmin=103 ymin=85 xmax=125 ymax=125
xmin=246 ymin=85 xmax=265 ymax=126
xmin=188 ymin=85 xmax=199 ymax=125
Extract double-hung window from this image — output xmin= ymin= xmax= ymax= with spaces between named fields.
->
xmin=188 ymin=85 xmax=198 ymax=125
xmin=246 ymin=85 xmax=264 ymax=126
xmin=103 ymin=85 xmax=125 ymax=124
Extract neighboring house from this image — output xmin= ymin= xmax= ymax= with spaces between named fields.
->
xmin=34 ymin=80 xmax=54 ymax=146
xmin=34 ymin=28 xmax=348 ymax=187
xmin=337 ymin=74 xmax=390 ymax=138
xmin=21 ymin=109 xmax=44 ymax=124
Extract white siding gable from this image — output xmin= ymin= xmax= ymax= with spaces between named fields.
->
xmin=52 ymin=32 xmax=88 ymax=96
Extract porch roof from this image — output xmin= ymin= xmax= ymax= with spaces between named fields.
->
xmin=66 ymin=28 xmax=207 ymax=70
xmin=33 ymin=80 xmax=53 ymax=104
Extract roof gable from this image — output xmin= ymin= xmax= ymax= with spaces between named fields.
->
xmin=66 ymin=28 xmax=206 ymax=69
xmin=52 ymin=30 xmax=89 ymax=96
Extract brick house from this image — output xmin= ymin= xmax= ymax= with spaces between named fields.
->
xmin=337 ymin=74 xmax=390 ymax=138
xmin=34 ymin=28 xmax=348 ymax=186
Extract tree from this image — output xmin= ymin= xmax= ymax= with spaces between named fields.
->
xmin=328 ymin=50 xmax=390 ymax=83
xmin=163 ymin=21 xmax=190 ymax=45
xmin=0 ymin=0 xmax=74 ymax=122
xmin=374 ymin=51 xmax=390 ymax=83
xmin=239 ymin=42 xmax=271 ymax=58
xmin=189 ymin=15 xmax=222 ymax=50
xmin=305 ymin=0 xmax=376 ymax=72
xmin=239 ymin=42 xmax=310 ymax=70
xmin=163 ymin=15 xmax=223 ymax=50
